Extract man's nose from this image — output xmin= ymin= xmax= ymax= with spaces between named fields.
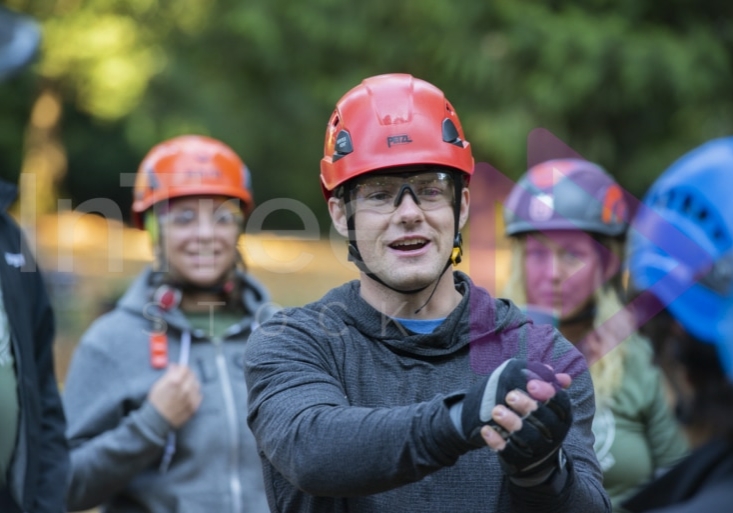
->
xmin=393 ymin=189 xmax=423 ymax=219
xmin=393 ymin=184 xmax=421 ymax=209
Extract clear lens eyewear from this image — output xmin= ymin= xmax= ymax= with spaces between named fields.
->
xmin=160 ymin=199 xmax=243 ymax=228
xmin=349 ymin=171 xmax=455 ymax=214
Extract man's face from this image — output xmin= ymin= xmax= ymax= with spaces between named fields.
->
xmin=523 ymin=230 xmax=607 ymax=319
xmin=329 ymin=170 xmax=469 ymax=291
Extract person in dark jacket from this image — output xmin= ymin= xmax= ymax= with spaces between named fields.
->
xmin=0 ymin=6 xmax=69 ymax=513
xmin=244 ymin=73 xmax=611 ymax=513
xmin=622 ymin=136 xmax=733 ymax=512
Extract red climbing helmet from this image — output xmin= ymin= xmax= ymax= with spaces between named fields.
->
xmin=319 ymin=73 xmax=474 ymax=198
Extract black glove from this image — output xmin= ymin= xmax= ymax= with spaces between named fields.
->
xmin=461 ymin=358 xmax=572 ymax=478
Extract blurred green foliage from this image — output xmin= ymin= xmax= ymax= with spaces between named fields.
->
xmin=1 ymin=0 xmax=731 ymax=231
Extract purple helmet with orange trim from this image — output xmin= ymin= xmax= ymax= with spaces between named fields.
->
xmin=503 ymin=158 xmax=628 ymax=237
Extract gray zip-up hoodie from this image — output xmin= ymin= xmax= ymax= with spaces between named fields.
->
xmin=64 ymin=267 xmax=276 ymax=513
xmin=245 ymin=272 xmax=611 ymax=513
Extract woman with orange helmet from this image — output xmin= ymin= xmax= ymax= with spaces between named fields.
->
xmin=244 ymin=74 xmax=610 ymax=513
xmin=63 ymin=135 xmax=275 ymax=513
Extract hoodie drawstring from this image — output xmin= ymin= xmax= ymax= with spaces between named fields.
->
xmin=159 ymin=329 xmax=191 ymax=473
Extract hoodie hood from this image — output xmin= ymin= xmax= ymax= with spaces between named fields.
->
xmin=315 ymin=272 xmax=472 ymax=358
xmin=467 ymin=275 xmax=587 ymax=378
xmin=283 ymin=271 xmax=585 ymax=377
xmin=313 ymin=271 xmax=581 ymax=369
xmin=117 ymin=266 xmax=276 ymax=336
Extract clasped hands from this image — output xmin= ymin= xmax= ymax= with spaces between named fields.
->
xmin=461 ymin=359 xmax=573 ymax=478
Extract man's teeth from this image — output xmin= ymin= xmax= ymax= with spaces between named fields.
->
xmin=391 ymin=240 xmax=426 ymax=249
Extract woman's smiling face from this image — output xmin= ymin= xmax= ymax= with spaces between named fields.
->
xmin=160 ymin=196 xmax=242 ymax=288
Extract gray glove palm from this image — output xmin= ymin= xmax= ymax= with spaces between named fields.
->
xmin=461 ymin=358 xmax=572 ymax=478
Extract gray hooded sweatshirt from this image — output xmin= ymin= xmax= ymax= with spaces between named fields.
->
xmin=245 ymin=272 xmax=611 ymax=513
xmin=64 ymin=267 xmax=276 ymax=513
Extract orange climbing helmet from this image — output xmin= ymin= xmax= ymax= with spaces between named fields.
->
xmin=131 ymin=135 xmax=254 ymax=229
xmin=319 ymin=73 xmax=474 ymax=198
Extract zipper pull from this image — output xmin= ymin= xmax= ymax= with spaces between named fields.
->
xmin=150 ymin=332 xmax=168 ymax=369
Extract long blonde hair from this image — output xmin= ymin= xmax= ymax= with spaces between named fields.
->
xmin=502 ymin=235 xmax=629 ymax=406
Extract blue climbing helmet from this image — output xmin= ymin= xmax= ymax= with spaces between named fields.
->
xmin=628 ymin=136 xmax=733 ymax=378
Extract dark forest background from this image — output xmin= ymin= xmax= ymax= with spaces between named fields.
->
xmin=2 ymin=0 xmax=732 ymax=231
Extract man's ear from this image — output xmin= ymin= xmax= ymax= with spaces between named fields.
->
xmin=328 ymin=197 xmax=349 ymax=238
xmin=458 ymin=187 xmax=470 ymax=230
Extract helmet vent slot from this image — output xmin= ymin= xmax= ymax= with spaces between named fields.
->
xmin=658 ymin=187 xmax=732 ymax=252
xmin=332 ymin=129 xmax=354 ymax=163
xmin=682 ymin=194 xmax=693 ymax=214
xmin=442 ymin=119 xmax=463 ymax=148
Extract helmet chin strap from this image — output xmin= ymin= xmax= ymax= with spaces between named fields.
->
xmin=149 ymin=268 xmax=237 ymax=307
xmin=344 ymin=176 xmax=465 ymax=312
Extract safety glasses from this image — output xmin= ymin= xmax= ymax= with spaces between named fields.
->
xmin=349 ymin=171 xmax=455 ymax=214
xmin=159 ymin=198 xmax=244 ymax=229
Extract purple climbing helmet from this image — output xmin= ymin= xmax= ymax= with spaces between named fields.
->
xmin=503 ymin=158 xmax=628 ymax=237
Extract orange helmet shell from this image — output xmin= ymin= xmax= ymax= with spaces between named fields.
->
xmin=131 ymin=135 xmax=254 ymax=229
xmin=320 ymin=73 xmax=474 ymax=198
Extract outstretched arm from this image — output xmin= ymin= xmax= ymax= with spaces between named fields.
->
xmin=245 ymin=321 xmax=473 ymax=496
